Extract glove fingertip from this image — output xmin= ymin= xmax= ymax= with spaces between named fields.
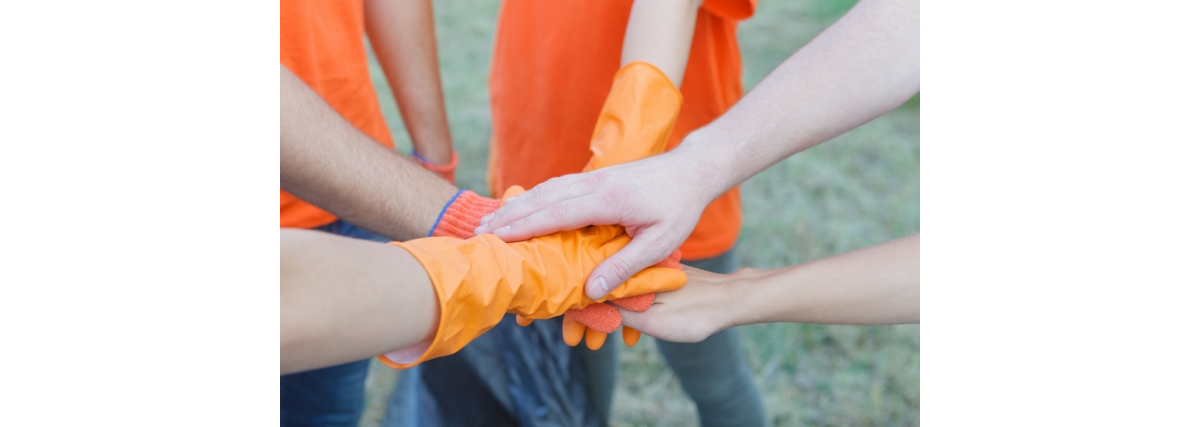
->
xmin=585 ymin=328 xmax=607 ymax=350
xmin=563 ymin=316 xmax=585 ymax=346
xmin=622 ymin=327 xmax=642 ymax=347
xmin=516 ymin=315 xmax=534 ymax=327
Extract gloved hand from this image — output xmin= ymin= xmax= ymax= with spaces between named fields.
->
xmin=428 ymin=188 xmax=501 ymax=239
xmin=377 ymin=186 xmax=687 ymax=369
xmin=557 ymin=251 xmax=682 ymax=349
xmin=513 ymin=61 xmax=686 ymax=350
xmin=413 ymin=149 xmax=458 ymax=183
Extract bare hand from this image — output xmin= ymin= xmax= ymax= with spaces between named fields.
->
xmin=474 ymin=150 xmax=721 ymax=299
xmin=618 ymin=265 xmax=745 ymax=343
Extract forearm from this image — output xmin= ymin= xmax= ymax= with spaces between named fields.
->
xmin=365 ymin=0 xmax=453 ymax=165
xmin=621 ymin=0 xmax=704 ymax=87
xmin=280 ymin=65 xmax=456 ymax=240
xmin=732 ymin=234 xmax=920 ymax=326
xmin=678 ymin=0 xmax=920 ymax=199
xmin=280 ymin=229 xmax=437 ymax=374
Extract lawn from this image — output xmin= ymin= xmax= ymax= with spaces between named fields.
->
xmin=361 ymin=0 xmax=919 ymax=425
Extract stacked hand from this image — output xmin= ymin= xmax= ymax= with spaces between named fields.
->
xmin=380 ymin=185 xmax=686 ymax=369
xmin=482 ymin=61 xmax=691 ymax=349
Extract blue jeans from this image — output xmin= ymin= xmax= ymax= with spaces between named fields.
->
xmin=280 ymin=220 xmax=390 ymax=427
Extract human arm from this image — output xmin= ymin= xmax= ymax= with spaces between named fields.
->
xmin=476 ymin=0 xmax=921 ymax=297
xmin=281 ymin=228 xmax=437 ymax=374
xmin=620 ymin=0 xmax=705 ymax=86
xmin=620 ymin=234 xmax=920 ymax=343
xmin=364 ymin=0 xmax=456 ymax=175
xmin=508 ymin=0 xmax=704 ymax=346
xmin=280 ymin=64 xmax=458 ymax=240
xmin=280 ymin=213 xmax=687 ymax=373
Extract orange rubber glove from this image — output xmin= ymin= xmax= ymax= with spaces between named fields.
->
xmin=511 ymin=61 xmax=685 ymax=350
xmin=413 ymin=149 xmax=458 ymax=183
xmin=377 ymin=186 xmax=687 ymax=369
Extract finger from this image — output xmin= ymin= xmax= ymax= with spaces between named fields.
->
xmin=597 ymin=265 xmax=687 ymax=302
xmin=489 ymin=195 xmax=623 ymax=243
xmin=586 ymin=234 xmax=677 ymax=299
xmin=585 ymin=327 xmax=608 ymax=350
xmin=562 ymin=314 xmax=586 ymax=346
xmin=474 ymin=175 xmax=593 ymax=235
xmin=608 ymin=294 xmax=655 ymax=312
xmin=516 ymin=315 xmax=533 ymax=327
xmin=622 ymin=326 xmax=642 ymax=347
xmin=570 ymin=303 xmax=622 ymax=333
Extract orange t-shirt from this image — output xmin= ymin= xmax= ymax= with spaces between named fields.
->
xmin=487 ymin=0 xmax=755 ymax=260
xmin=279 ymin=0 xmax=394 ymax=229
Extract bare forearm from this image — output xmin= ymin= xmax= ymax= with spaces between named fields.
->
xmin=681 ymin=0 xmax=920 ymax=199
xmin=733 ymin=234 xmax=920 ymax=326
xmin=365 ymin=0 xmax=453 ymax=164
xmin=279 ymin=65 xmax=456 ymax=240
xmin=621 ymin=0 xmax=704 ymax=87
xmin=280 ymin=229 xmax=437 ymax=374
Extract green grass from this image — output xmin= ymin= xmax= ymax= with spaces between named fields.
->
xmin=362 ymin=1 xmax=918 ymax=425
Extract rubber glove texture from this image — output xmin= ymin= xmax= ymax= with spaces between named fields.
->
xmin=378 ymin=186 xmax=686 ymax=369
xmin=562 ymin=61 xmax=685 ymax=349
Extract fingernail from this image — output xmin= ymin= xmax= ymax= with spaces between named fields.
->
xmin=589 ymin=277 xmax=609 ymax=299
xmin=494 ymin=226 xmax=510 ymax=237
xmin=481 ymin=213 xmax=494 ymax=223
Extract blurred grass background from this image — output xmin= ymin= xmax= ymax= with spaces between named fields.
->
xmin=361 ymin=0 xmax=918 ymax=425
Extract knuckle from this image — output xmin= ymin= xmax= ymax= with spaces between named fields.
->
xmin=607 ymin=257 xmax=636 ymax=282
xmin=598 ymin=188 xmax=622 ymax=207
xmin=545 ymin=202 xmax=570 ymax=221
xmin=583 ymin=170 xmax=611 ymax=188
xmin=526 ymin=189 xmax=547 ymax=208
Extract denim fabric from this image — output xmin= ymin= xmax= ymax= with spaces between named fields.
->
xmin=385 ymin=316 xmax=597 ymax=427
xmin=280 ymin=220 xmax=390 ymax=427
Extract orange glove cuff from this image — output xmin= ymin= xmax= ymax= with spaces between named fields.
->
xmin=583 ymin=61 xmax=683 ymax=172
xmin=429 ymin=189 xmax=502 ymax=239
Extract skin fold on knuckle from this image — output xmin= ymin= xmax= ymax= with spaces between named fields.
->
xmin=605 ymin=257 xmax=636 ymax=285
xmin=544 ymin=201 xmax=571 ymax=224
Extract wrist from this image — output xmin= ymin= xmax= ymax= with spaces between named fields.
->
xmin=724 ymin=267 xmax=769 ymax=329
xmin=413 ymin=146 xmax=456 ymax=165
xmin=413 ymin=149 xmax=457 ymax=183
xmin=672 ymin=130 xmax=740 ymax=203
xmin=411 ymin=134 xmax=454 ymax=165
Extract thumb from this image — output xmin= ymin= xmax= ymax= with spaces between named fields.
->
xmin=586 ymin=235 xmax=671 ymax=300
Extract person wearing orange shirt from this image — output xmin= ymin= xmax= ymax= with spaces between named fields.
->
xmin=482 ymin=0 xmax=921 ymax=377
xmin=279 ymin=0 xmax=462 ymax=425
xmin=404 ymin=1 xmax=767 ymax=426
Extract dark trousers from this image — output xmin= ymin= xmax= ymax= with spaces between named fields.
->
xmin=577 ymin=249 xmax=767 ymax=427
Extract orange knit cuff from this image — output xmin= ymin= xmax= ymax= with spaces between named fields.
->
xmin=429 ymin=189 xmax=502 ymax=239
